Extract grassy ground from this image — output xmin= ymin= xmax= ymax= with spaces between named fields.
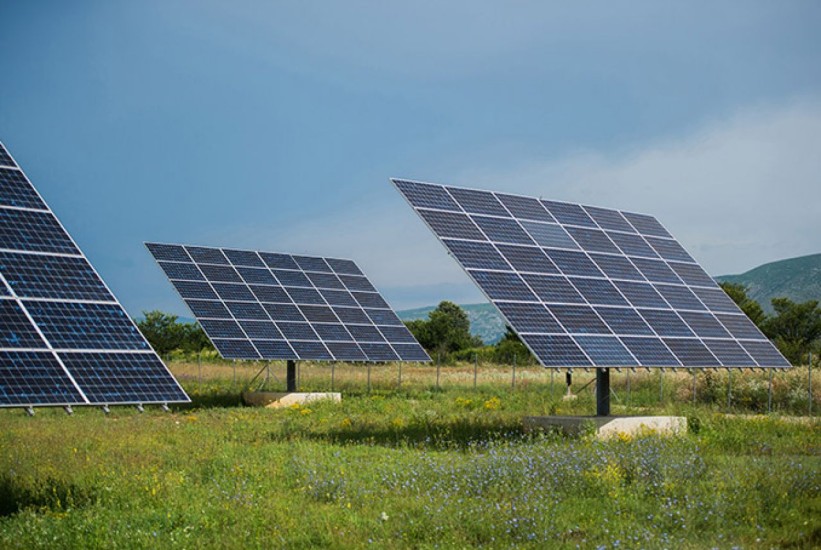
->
xmin=0 ymin=361 xmax=819 ymax=548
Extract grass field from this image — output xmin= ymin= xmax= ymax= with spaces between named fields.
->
xmin=1 ymin=361 xmax=819 ymax=548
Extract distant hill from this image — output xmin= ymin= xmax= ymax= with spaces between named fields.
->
xmin=397 ymin=303 xmax=506 ymax=344
xmin=716 ymin=253 xmax=821 ymax=314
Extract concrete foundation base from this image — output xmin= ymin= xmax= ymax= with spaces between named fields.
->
xmin=242 ymin=391 xmax=341 ymax=409
xmin=523 ymin=415 xmax=687 ymax=439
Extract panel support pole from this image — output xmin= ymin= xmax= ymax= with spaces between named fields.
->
xmin=596 ymin=368 xmax=610 ymax=417
xmin=286 ymin=360 xmax=297 ymax=392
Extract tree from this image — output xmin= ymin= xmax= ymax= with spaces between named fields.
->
xmin=494 ymin=327 xmax=535 ymax=364
xmin=404 ymin=301 xmax=482 ymax=354
xmin=719 ymin=282 xmax=766 ymax=327
xmin=136 ymin=310 xmax=214 ymax=356
xmin=762 ymin=298 xmax=821 ymax=365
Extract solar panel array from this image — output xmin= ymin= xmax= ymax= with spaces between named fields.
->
xmin=0 ymin=142 xmax=190 ymax=407
xmin=393 ymin=178 xmax=790 ymax=369
xmin=146 ymin=243 xmax=431 ymax=363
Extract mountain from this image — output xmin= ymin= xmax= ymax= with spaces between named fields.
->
xmin=396 ymin=303 xmax=506 ymax=344
xmin=716 ymin=253 xmax=821 ymax=314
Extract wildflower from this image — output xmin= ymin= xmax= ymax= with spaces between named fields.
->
xmin=380 ymin=512 xmax=389 ymax=521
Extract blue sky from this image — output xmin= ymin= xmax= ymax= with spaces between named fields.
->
xmin=2 ymin=1 xmax=820 ymax=315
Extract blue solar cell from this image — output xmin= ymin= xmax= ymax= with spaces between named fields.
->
xmin=715 ymin=314 xmax=765 ymax=340
xmin=333 ymin=307 xmax=371 ymax=324
xmin=293 ymin=255 xmax=332 ymax=273
xmin=472 ymin=215 xmax=534 ymax=245
xmin=26 ymin=302 xmax=149 ymax=350
xmin=0 ymin=351 xmax=84 ymax=405
xmin=740 ymin=340 xmax=791 ymax=367
xmin=272 ymin=269 xmax=312 ymax=287
xmin=184 ymin=299 xmax=231 ymax=319
xmin=541 ymin=201 xmax=597 ymax=227
xmin=319 ymin=289 xmax=358 ymax=307
xmin=549 ymin=305 xmax=611 ymax=334
xmin=359 ymin=342 xmax=399 ymax=362
xmin=253 ymin=340 xmax=298 ymax=360
xmin=212 ymin=282 xmax=255 ymax=301
xmin=638 ymin=309 xmax=694 ymax=337
xmin=0 ymin=209 xmax=79 ymax=255
xmin=521 ymin=274 xmax=585 ymax=304
xmin=582 ymin=206 xmax=635 ymax=233
xmin=565 ymin=227 xmax=620 ymax=254
xmin=443 ymin=239 xmax=511 ymax=271
xmin=307 ymin=272 xmax=345 ymax=290
xmin=587 ymin=253 xmax=645 ymax=281
xmin=668 ymin=262 xmax=714 ymax=287
xmin=365 ymin=308 xmax=404 ymax=326
xmin=613 ymin=281 xmax=670 ymax=309
xmin=646 ymin=237 xmax=694 ymax=262
xmin=59 ymin=352 xmax=189 ymax=404
xmin=339 ymin=275 xmax=377 ymax=292
xmin=0 ymin=168 xmax=47 ymax=209
xmin=0 ymin=145 xmax=17 ymax=168
xmin=496 ymin=244 xmax=558 ymax=274
xmin=495 ymin=193 xmax=555 ymax=222
xmin=326 ymin=341 xmax=367 ymax=361
xmin=663 ymin=338 xmax=720 ymax=366
xmin=654 ymin=284 xmax=706 ymax=311
xmin=223 ymin=249 xmax=265 ymax=267
xmin=326 ymin=257 xmax=364 ymax=276
xmin=276 ymin=322 xmax=320 ymax=341
xmin=391 ymin=343 xmax=431 ymax=362
xmin=543 ymin=249 xmax=603 ymax=277
xmin=145 ymin=243 xmax=189 ymax=262
xmin=568 ymin=277 xmax=628 ymax=306
xmin=226 ymin=301 xmax=269 ymax=320
xmin=291 ymin=340 xmax=333 ymax=360
xmin=171 ymin=280 xmax=218 ymax=300
xmin=212 ymin=339 xmax=261 ymax=359
xmin=197 ymin=263 xmax=242 ymax=283
xmin=418 ymin=209 xmax=486 ymax=241
xmin=185 ymin=246 xmax=229 ymax=264
xmin=678 ymin=311 xmax=731 ymax=338
xmin=259 ymin=252 xmax=299 ymax=270
xmin=607 ymin=231 xmax=658 ymax=258
xmin=393 ymin=180 xmax=461 ymax=211
xmin=312 ymin=323 xmax=353 ymax=341
xmin=575 ymin=336 xmax=636 ymax=366
xmin=352 ymin=291 xmax=390 ymax=309
xmin=199 ymin=319 xmax=246 ymax=339
xmin=447 ymin=187 xmax=509 ymax=216
xmin=521 ymin=221 xmax=578 ymax=249
xmin=236 ymin=267 xmax=278 ymax=285
xmin=377 ymin=325 xmax=417 ymax=343
xmin=298 ymin=305 xmax=338 ymax=323
xmin=691 ymin=287 xmax=739 ymax=313
xmin=593 ymin=307 xmax=654 ymax=335
xmin=249 ymin=284 xmax=291 ymax=303
xmin=0 ymin=252 xmax=113 ymax=301
xmin=262 ymin=303 xmax=305 ymax=322
xmin=0 ymin=300 xmax=46 ymax=348
xmin=348 ymin=324 xmax=385 ymax=342
xmin=284 ymin=287 xmax=326 ymax=305
xmin=702 ymin=339 xmax=755 ymax=366
xmin=622 ymin=212 xmax=673 ymax=238
xmin=159 ymin=261 xmax=204 ymax=281
xmin=519 ymin=334 xmax=592 ymax=367
xmin=495 ymin=302 xmax=564 ymax=333
xmin=470 ymin=270 xmax=537 ymax=301
xmin=620 ymin=337 xmax=681 ymax=366
xmin=630 ymin=258 xmax=683 ymax=284
xmin=238 ymin=320 xmax=282 ymax=340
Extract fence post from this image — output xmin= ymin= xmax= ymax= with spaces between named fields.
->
xmin=331 ymin=362 xmax=335 ymax=391
xmin=768 ymin=368 xmax=773 ymax=413
xmin=473 ymin=353 xmax=478 ymax=389
xmin=367 ymin=363 xmax=372 ymax=394
xmin=659 ymin=369 xmax=663 ymax=403
xmin=512 ymin=354 xmax=516 ymax=389
xmin=809 ymin=352 xmax=813 ymax=416
xmin=436 ymin=352 xmax=441 ymax=389
xmin=727 ymin=369 xmax=732 ymax=410
xmin=692 ymin=369 xmax=697 ymax=405
xmin=626 ymin=369 xmax=631 ymax=408
xmin=550 ymin=369 xmax=554 ymax=400
xmin=232 ymin=360 xmax=236 ymax=385
xmin=198 ymin=351 xmax=202 ymax=383
xmin=398 ymin=362 xmax=402 ymax=389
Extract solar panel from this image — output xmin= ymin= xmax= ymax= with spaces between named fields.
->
xmin=393 ymin=178 xmax=791 ymax=368
xmin=146 ymin=243 xmax=431 ymax=363
xmin=0 ymin=142 xmax=190 ymax=408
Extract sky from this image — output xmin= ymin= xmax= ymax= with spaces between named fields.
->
xmin=1 ymin=1 xmax=820 ymax=316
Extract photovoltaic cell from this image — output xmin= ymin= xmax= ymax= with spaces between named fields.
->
xmin=392 ymin=178 xmax=789 ymax=369
xmin=148 ymin=244 xmax=430 ymax=363
xmin=0 ymin=143 xmax=188 ymax=408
